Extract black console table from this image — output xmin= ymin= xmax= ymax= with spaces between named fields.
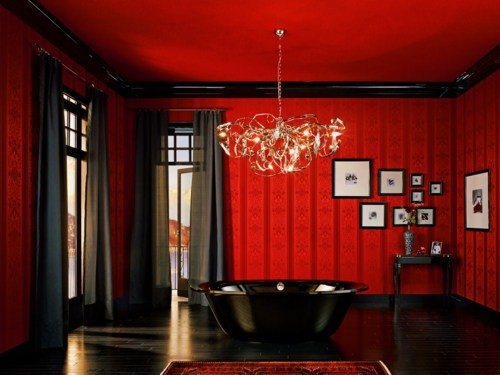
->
xmin=393 ymin=254 xmax=453 ymax=303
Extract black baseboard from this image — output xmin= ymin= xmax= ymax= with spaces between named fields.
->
xmin=451 ymin=295 xmax=500 ymax=328
xmin=112 ymin=293 xmax=172 ymax=320
xmin=0 ymin=341 xmax=32 ymax=365
xmin=353 ymin=293 xmax=447 ymax=306
xmin=353 ymin=294 xmax=499 ymax=325
xmin=113 ymin=295 xmax=130 ymax=320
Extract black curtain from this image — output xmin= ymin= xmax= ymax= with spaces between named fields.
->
xmin=84 ymin=88 xmax=113 ymax=322
xmin=189 ymin=110 xmax=225 ymax=305
xmin=34 ymin=53 xmax=68 ymax=349
xmin=130 ymin=110 xmax=171 ymax=308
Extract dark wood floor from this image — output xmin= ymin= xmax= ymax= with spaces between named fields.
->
xmin=1 ymin=295 xmax=499 ymax=374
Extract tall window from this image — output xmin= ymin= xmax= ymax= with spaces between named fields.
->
xmin=64 ymin=90 xmax=88 ymax=299
xmin=163 ymin=122 xmax=193 ymax=292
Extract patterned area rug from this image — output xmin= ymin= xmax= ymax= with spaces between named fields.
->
xmin=161 ymin=361 xmax=392 ymax=375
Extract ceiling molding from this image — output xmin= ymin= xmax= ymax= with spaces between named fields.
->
xmin=3 ymin=0 xmax=498 ymax=99
xmin=453 ymin=45 xmax=500 ymax=93
xmin=124 ymin=81 xmax=459 ymax=98
xmin=1 ymin=0 xmax=126 ymax=90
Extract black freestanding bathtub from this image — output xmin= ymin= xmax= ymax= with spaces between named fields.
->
xmin=192 ymin=279 xmax=368 ymax=342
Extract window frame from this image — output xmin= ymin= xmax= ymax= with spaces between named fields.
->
xmin=63 ymin=87 xmax=88 ymax=301
xmin=164 ymin=121 xmax=194 ymax=165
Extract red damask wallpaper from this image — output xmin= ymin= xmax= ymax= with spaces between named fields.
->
xmin=1 ymin=6 xmax=36 ymax=354
xmin=455 ymin=71 xmax=499 ymax=312
xmin=0 ymin=6 xmax=132 ymax=353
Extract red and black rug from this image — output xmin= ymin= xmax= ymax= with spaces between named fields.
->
xmin=161 ymin=361 xmax=392 ymax=375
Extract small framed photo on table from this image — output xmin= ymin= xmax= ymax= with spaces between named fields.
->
xmin=431 ymin=241 xmax=443 ymax=255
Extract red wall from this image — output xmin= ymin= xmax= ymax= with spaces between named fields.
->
xmin=129 ymin=88 xmax=499 ymax=310
xmin=128 ymin=97 xmax=457 ymax=295
xmin=0 ymin=6 xmax=133 ymax=353
xmin=455 ymin=71 xmax=500 ymax=311
xmin=0 ymin=7 xmax=35 ymax=354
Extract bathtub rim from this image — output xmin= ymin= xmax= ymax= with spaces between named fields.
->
xmin=191 ymin=279 xmax=368 ymax=295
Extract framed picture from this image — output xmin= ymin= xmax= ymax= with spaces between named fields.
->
xmin=464 ymin=169 xmax=490 ymax=231
xmin=378 ymin=169 xmax=405 ymax=195
xmin=393 ymin=207 xmax=410 ymax=226
xmin=410 ymin=173 xmax=424 ymax=187
xmin=332 ymin=159 xmax=372 ymax=198
xmin=416 ymin=207 xmax=435 ymax=226
xmin=430 ymin=182 xmax=443 ymax=195
xmin=411 ymin=190 xmax=424 ymax=203
xmin=431 ymin=241 xmax=443 ymax=255
xmin=360 ymin=203 xmax=387 ymax=229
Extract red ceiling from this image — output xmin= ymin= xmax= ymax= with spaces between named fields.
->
xmin=37 ymin=0 xmax=500 ymax=83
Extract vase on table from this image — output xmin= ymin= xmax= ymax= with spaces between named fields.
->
xmin=404 ymin=226 xmax=414 ymax=255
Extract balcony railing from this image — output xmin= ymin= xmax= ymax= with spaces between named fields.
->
xmin=169 ymin=245 xmax=189 ymax=290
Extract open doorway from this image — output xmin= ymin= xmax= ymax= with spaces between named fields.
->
xmin=174 ymin=168 xmax=192 ymax=297
xmin=166 ymin=122 xmax=193 ymax=297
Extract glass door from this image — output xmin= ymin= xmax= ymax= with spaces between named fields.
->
xmin=176 ymin=168 xmax=192 ymax=297
xmin=166 ymin=121 xmax=193 ymax=296
xmin=67 ymin=155 xmax=84 ymax=330
xmin=64 ymin=91 xmax=87 ymax=330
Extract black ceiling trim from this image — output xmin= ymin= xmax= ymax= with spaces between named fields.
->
xmin=1 ymin=0 xmax=127 ymax=91
xmin=453 ymin=45 xmax=500 ymax=93
xmin=2 ymin=0 xmax=498 ymax=99
xmin=124 ymin=81 xmax=457 ymax=98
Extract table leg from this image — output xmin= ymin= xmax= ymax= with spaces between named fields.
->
xmin=442 ymin=263 xmax=447 ymax=298
xmin=393 ymin=261 xmax=401 ymax=306
xmin=442 ymin=258 xmax=453 ymax=306
xmin=447 ymin=258 xmax=453 ymax=297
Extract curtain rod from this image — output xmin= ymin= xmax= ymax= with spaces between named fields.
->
xmin=133 ymin=108 xmax=227 ymax=112
xmin=167 ymin=108 xmax=227 ymax=112
xmin=34 ymin=43 xmax=104 ymax=93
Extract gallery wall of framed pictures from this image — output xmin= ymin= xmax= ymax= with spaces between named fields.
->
xmin=330 ymin=158 xmax=492 ymax=268
xmin=332 ymin=159 xmax=445 ymax=231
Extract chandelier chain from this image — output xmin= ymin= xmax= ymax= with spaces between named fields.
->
xmin=277 ymin=38 xmax=283 ymax=121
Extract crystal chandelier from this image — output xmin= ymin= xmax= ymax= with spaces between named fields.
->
xmin=216 ymin=29 xmax=345 ymax=177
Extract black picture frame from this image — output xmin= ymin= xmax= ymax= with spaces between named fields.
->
xmin=332 ymin=159 xmax=372 ymax=198
xmin=429 ymin=182 xmax=443 ymax=195
xmin=416 ymin=207 xmax=435 ymax=226
xmin=360 ymin=202 xmax=387 ymax=229
xmin=393 ymin=207 xmax=410 ymax=226
xmin=378 ymin=169 xmax=405 ymax=195
xmin=410 ymin=173 xmax=424 ymax=187
xmin=431 ymin=241 xmax=443 ymax=255
xmin=411 ymin=190 xmax=424 ymax=203
xmin=464 ymin=169 xmax=490 ymax=231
